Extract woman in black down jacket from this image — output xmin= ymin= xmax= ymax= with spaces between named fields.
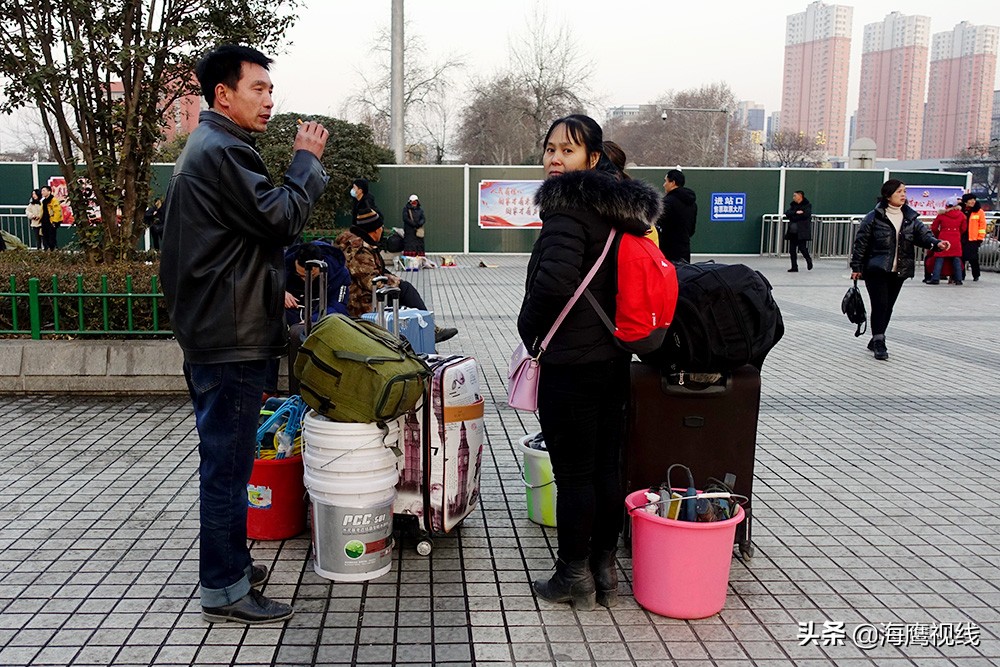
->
xmin=517 ymin=114 xmax=662 ymax=610
xmin=850 ymin=179 xmax=949 ymax=360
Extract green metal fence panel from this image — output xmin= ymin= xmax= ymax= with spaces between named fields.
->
xmin=0 ymin=163 xmax=34 ymax=204
xmin=785 ymin=169 xmax=887 ymax=215
xmin=889 ymin=171 xmax=968 ymax=187
xmin=370 ymin=166 xmax=467 ymax=253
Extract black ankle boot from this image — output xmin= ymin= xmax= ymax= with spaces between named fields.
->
xmin=589 ymin=549 xmax=618 ymax=608
xmin=533 ymin=559 xmax=596 ymax=610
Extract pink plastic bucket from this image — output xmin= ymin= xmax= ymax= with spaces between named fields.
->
xmin=625 ymin=488 xmax=745 ymax=619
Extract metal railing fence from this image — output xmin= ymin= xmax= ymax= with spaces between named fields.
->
xmin=762 ymin=213 xmax=1000 ymax=272
xmin=0 ymin=274 xmax=171 ymax=339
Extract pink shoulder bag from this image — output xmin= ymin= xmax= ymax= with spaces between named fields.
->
xmin=508 ymin=230 xmax=617 ymax=411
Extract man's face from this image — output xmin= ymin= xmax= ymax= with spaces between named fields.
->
xmin=41 ymin=187 xmax=51 ymax=198
xmin=965 ymin=197 xmax=976 ymax=209
xmin=216 ymin=62 xmax=273 ymax=133
xmin=792 ymin=192 xmax=803 ymax=204
xmin=663 ymin=176 xmax=677 ymax=193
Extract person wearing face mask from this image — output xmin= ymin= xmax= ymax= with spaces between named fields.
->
xmin=850 ymin=179 xmax=949 ymax=361
xmin=349 ymin=178 xmax=381 ymax=226
xmin=517 ymin=114 xmax=662 ymax=610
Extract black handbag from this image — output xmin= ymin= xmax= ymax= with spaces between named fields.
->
xmin=841 ymin=280 xmax=867 ymax=337
xmin=783 ymin=222 xmax=798 ymax=241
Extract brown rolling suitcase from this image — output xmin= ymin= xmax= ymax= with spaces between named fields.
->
xmin=625 ymin=362 xmax=760 ymax=559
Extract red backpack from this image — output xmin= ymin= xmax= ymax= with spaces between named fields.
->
xmin=585 ymin=231 xmax=678 ymax=355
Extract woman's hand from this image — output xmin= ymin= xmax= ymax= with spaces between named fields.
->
xmin=936 ymin=241 xmax=951 ymax=252
xmin=850 ymin=272 xmax=862 ymax=280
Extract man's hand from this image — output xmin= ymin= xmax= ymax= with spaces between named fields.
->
xmin=293 ymin=121 xmax=329 ymax=160
xmin=850 ymin=272 xmax=862 ymax=280
xmin=284 ymin=291 xmax=299 ymax=309
xmin=937 ymin=241 xmax=951 ymax=252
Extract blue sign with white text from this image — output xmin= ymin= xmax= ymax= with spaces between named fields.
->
xmin=710 ymin=192 xmax=746 ymax=222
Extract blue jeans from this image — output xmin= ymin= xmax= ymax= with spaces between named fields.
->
xmin=183 ymin=360 xmax=268 ymax=607
xmin=931 ymin=256 xmax=963 ymax=283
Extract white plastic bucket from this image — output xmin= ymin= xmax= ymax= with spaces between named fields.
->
xmin=302 ymin=412 xmax=402 ymax=581
xmin=517 ymin=434 xmax=557 ymax=527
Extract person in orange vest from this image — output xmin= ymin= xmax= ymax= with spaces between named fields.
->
xmin=960 ymin=193 xmax=987 ymax=282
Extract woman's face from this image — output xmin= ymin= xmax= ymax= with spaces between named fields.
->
xmin=31 ymin=191 xmax=39 ymax=201
xmin=543 ymin=123 xmax=596 ymax=178
xmin=888 ymin=184 xmax=906 ymax=207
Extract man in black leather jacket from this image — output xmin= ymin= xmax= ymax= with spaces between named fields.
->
xmin=160 ymin=45 xmax=329 ymax=625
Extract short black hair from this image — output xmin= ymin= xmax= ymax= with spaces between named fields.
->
xmin=879 ymin=179 xmax=905 ymax=207
xmin=195 ymin=44 xmax=272 ymax=108
xmin=793 ymin=190 xmax=805 ymax=197
xmin=352 ymin=178 xmax=369 ymax=195
xmin=961 ymin=193 xmax=977 ymax=203
xmin=296 ymin=243 xmax=325 ymax=266
xmin=666 ymin=169 xmax=685 ymax=187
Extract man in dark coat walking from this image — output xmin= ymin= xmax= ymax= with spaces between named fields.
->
xmin=655 ymin=169 xmax=697 ymax=263
xmin=784 ymin=190 xmax=813 ymax=272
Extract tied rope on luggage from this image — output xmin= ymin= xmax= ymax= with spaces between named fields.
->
xmin=256 ymin=396 xmax=307 ymax=459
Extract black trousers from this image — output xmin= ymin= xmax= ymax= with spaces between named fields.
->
xmin=41 ymin=221 xmax=57 ymax=251
xmin=398 ymin=280 xmax=427 ymax=310
xmin=789 ymin=238 xmax=812 ymax=269
xmin=863 ymin=270 xmax=906 ymax=337
xmin=537 ymin=357 xmax=629 ymax=562
xmin=962 ymin=240 xmax=981 ymax=280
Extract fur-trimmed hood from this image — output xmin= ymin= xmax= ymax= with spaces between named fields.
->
xmin=534 ymin=169 xmax=662 ymax=235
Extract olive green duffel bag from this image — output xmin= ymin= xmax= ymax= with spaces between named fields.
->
xmin=295 ymin=314 xmax=431 ymax=424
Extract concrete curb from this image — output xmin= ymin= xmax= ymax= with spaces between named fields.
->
xmin=0 ymin=340 xmax=287 ymax=394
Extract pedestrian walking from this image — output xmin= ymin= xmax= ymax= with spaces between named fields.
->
xmin=850 ymin=180 xmax=949 ymax=361
xmin=784 ymin=190 xmax=813 ymax=272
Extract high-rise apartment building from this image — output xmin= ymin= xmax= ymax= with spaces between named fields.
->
xmin=922 ymin=22 xmax=999 ymax=159
xmin=736 ymin=101 xmax=766 ymax=132
xmin=781 ymin=1 xmax=853 ymax=156
xmin=992 ymin=90 xmax=1000 ymax=142
xmin=855 ymin=12 xmax=930 ymax=160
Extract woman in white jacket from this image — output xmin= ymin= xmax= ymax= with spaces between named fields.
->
xmin=25 ymin=189 xmax=43 ymax=249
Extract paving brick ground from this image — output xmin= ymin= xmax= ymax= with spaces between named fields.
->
xmin=1 ymin=253 xmax=998 ymax=666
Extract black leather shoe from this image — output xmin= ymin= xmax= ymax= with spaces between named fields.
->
xmin=787 ymin=268 xmax=798 ymax=272
xmin=873 ymin=338 xmax=888 ymax=361
xmin=250 ymin=564 xmax=269 ymax=588
xmin=434 ymin=326 xmax=458 ymax=343
xmin=202 ymin=588 xmax=294 ymax=624
xmin=807 ymin=260 xmax=813 ymax=270
xmin=533 ymin=559 xmax=596 ymax=610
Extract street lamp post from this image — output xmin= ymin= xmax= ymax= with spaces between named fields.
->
xmin=660 ymin=107 xmax=730 ymax=167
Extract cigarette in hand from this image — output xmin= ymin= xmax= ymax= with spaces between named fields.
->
xmin=297 ymin=118 xmax=304 ymax=125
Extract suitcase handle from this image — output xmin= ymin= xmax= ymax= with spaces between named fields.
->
xmin=375 ymin=286 xmax=402 ymax=338
xmin=302 ymin=259 xmax=328 ymax=337
xmin=660 ymin=374 xmax=729 ymax=395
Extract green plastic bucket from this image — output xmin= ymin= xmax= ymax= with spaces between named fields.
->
xmin=517 ymin=434 xmax=556 ymax=527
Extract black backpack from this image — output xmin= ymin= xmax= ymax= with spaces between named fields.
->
xmin=641 ymin=261 xmax=784 ymax=373
xmin=841 ymin=280 xmax=867 ymax=337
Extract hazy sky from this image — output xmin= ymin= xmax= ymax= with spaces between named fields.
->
xmin=265 ymin=0 xmax=1000 ymax=120
xmin=0 ymin=0 xmax=997 ymax=152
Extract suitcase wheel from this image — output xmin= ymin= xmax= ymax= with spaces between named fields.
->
xmin=416 ymin=539 xmax=433 ymax=556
